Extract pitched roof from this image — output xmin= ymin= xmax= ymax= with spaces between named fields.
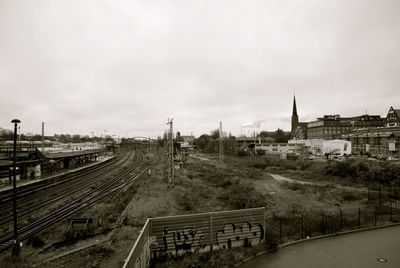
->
xmin=395 ymin=109 xmax=400 ymax=119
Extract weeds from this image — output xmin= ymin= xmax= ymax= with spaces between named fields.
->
xmin=176 ymin=191 xmax=196 ymax=211
xmin=217 ymin=184 xmax=267 ymax=209
xmin=27 ymin=236 xmax=45 ymax=248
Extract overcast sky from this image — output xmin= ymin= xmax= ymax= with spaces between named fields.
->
xmin=1 ymin=0 xmax=399 ymax=138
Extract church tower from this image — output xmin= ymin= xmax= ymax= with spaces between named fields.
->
xmin=291 ymin=95 xmax=299 ymax=136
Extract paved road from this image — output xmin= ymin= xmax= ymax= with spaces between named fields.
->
xmin=239 ymin=225 xmax=400 ymax=268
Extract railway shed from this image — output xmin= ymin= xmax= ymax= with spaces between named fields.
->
xmin=43 ymin=148 xmax=105 ymax=170
xmin=0 ymin=148 xmax=106 ymax=185
xmin=0 ymin=159 xmax=41 ymax=184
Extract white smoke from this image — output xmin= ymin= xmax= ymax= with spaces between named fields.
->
xmin=241 ymin=120 xmax=265 ymax=128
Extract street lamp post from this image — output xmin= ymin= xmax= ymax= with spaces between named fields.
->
xmin=11 ymin=119 xmax=21 ymax=256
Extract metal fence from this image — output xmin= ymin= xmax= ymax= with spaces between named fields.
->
xmin=122 ymin=207 xmax=265 ymax=268
xmin=268 ymin=204 xmax=400 ymax=244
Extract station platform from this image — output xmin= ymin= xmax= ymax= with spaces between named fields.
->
xmin=0 ymin=155 xmax=115 ymax=193
xmin=43 ymin=148 xmax=104 ymax=159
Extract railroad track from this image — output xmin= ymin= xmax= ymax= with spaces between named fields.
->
xmin=0 ymin=149 xmax=147 ymax=253
xmin=0 ymin=152 xmax=122 ymax=203
xmin=0 ymin=150 xmax=131 ymax=226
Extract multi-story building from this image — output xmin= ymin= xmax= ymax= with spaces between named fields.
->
xmin=290 ymin=96 xmax=399 ymax=156
xmin=291 ymin=96 xmax=385 ymax=140
xmin=343 ymin=107 xmax=400 ymax=156
xmin=307 ymin=114 xmax=385 ymax=140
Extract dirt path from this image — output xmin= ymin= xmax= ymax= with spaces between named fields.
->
xmin=189 ymin=154 xmax=211 ymax=161
xmin=268 ymin=173 xmax=367 ymax=193
xmin=268 ymin=174 xmax=316 ymax=185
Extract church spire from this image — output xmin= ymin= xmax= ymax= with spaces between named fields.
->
xmin=292 ymin=95 xmax=298 ymax=117
xmin=291 ymin=94 xmax=299 ymax=136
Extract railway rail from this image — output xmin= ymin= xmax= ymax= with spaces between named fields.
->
xmin=0 ymin=155 xmax=123 ymax=226
xmin=0 ymin=148 xmax=147 ymax=253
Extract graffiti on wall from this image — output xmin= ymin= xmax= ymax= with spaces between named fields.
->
xmin=216 ymin=222 xmax=264 ymax=249
xmin=151 ymin=222 xmax=264 ymax=258
xmin=151 ymin=226 xmax=211 ymax=258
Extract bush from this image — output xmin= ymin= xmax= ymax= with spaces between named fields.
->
xmin=27 ymin=236 xmax=45 ymax=248
xmin=216 ymin=178 xmax=233 ymax=188
xmin=88 ymin=245 xmax=115 ymax=259
xmin=342 ymin=191 xmax=363 ymax=201
xmin=176 ymin=191 xmax=195 ymax=211
xmin=238 ymin=149 xmax=250 ymax=157
xmin=263 ymin=156 xmax=298 ymax=170
xmin=217 ymin=184 xmax=266 ymax=209
xmin=325 ymin=160 xmax=400 ymax=185
xmin=255 ymin=149 xmax=265 ymax=156
xmin=299 ymin=161 xmax=312 ymax=170
xmin=253 ymin=163 xmax=267 ymax=169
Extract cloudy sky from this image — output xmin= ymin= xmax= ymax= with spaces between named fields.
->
xmin=1 ymin=0 xmax=399 ymax=138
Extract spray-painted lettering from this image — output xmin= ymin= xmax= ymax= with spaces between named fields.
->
xmin=216 ymin=222 xmax=264 ymax=249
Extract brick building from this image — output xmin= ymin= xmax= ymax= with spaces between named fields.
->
xmin=291 ymin=96 xmax=385 ymax=140
xmin=343 ymin=107 xmax=400 ymax=156
xmin=307 ymin=114 xmax=385 ymax=140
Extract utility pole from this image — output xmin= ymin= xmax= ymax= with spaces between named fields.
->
xmin=148 ymin=136 xmax=151 ymax=153
xmin=18 ymin=126 xmax=21 ymax=150
xmin=167 ymin=118 xmax=174 ymax=187
xmin=41 ymin=122 xmax=44 ymax=152
xmin=11 ymin=119 xmax=21 ymax=256
xmin=219 ymin=121 xmax=224 ymax=162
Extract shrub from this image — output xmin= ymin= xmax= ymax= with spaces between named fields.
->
xmin=176 ymin=191 xmax=195 ymax=211
xmin=27 ymin=236 xmax=45 ymax=248
xmin=89 ymin=245 xmax=115 ymax=259
xmin=238 ymin=149 xmax=249 ymax=157
xmin=342 ymin=192 xmax=362 ymax=201
xmin=216 ymin=178 xmax=233 ymax=188
xmin=217 ymin=184 xmax=266 ymax=209
xmin=255 ymin=149 xmax=265 ymax=156
xmin=299 ymin=161 xmax=312 ymax=170
xmin=253 ymin=163 xmax=267 ymax=169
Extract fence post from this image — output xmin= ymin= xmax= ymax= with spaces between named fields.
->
xmin=379 ymin=187 xmax=382 ymax=204
xmin=301 ymin=215 xmax=304 ymax=239
xmin=321 ymin=210 xmax=324 ymax=235
xmin=209 ymin=212 xmax=213 ymax=251
xmin=390 ymin=201 xmax=392 ymax=223
xmin=263 ymin=207 xmax=266 ymax=244
xmin=340 ymin=209 xmax=343 ymax=232
xmin=358 ymin=207 xmax=361 ymax=229
xmin=374 ymin=206 xmax=377 ymax=227
xmin=279 ymin=218 xmax=282 ymax=242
